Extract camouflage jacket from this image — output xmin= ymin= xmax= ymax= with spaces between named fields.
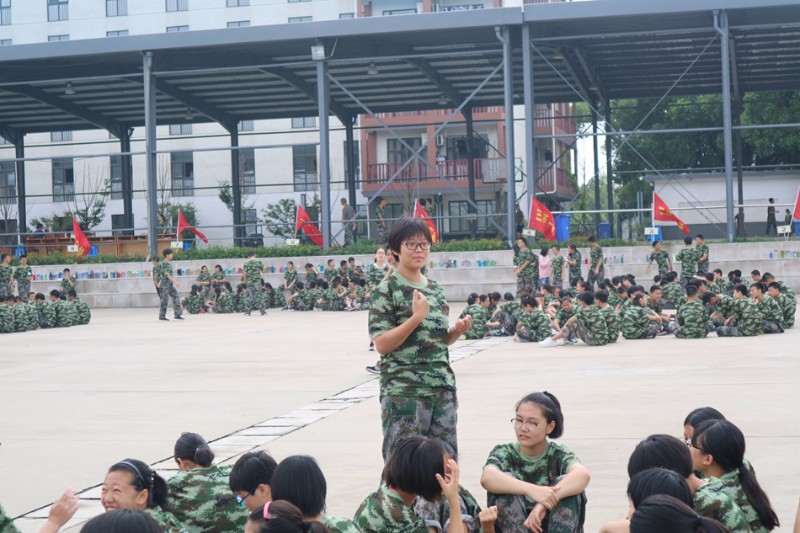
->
xmin=73 ymin=298 xmax=91 ymax=324
xmin=284 ymin=268 xmax=298 ymax=287
xmin=675 ymin=248 xmax=698 ymax=278
xmin=354 ymin=484 xmax=429 ymax=533
xmin=694 ymin=477 xmax=750 ymax=533
xmin=676 ymin=300 xmax=709 ymax=338
xmin=589 ymin=246 xmax=603 ymax=270
xmin=186 ymin=293 xmax=206 ymax=314
xmin=774 ymin=292 xmax=796 ymax=328
xmin=167 ymin=464 xmax=247 ymax=533
xmin=554 ymin=307 xmax=575 ymax=328
xmin=732 ymin=298 xmax=761 ymax=336
xmin=11 ymin=305 xmax=28 ymax=332
xmin=367 ymin=264 xmax=389 ymax=289
xmin=12 ymin=265 xmax=32 ymax=283
xmin=716 ymin=469 xmax=771 ymax=533
xmin=0 ymin=264 xmax=12 ymax=283
xmin=599 ymin=305 xmax=620 ymax=342
xmin=567 ymin=251 xmax=582 ymax=278
xmin=550 ymin=255 xmax=565 ymax=283
xmin=621 ymin=305 xmax=651 ymax=339
xmin=145 ymin=506 xmax=194 ymax=533
xmin=0 ymin=305 xmax=13 ymax=333
xmin=695 ymin=243 xmax=710 ymax=272
xmin=0 ymin=502 xmax=20 ymax=533
xmin=243 ymin=259 xmax=263 ymax=285
xmin=517 ymin=248 xmax=537 ymax=279
xmin=517 ymin=308 xmax=551 ymax=341
xmin=214 ymin=292 xmax=235 ymax=314
xmin=649 ymin=250 xmax=670 ymax=274
xmin=460 ymin=303 xmax=487 ymax=339
xmin=60 ymin=275 xmax=75 ymax=293
xmin=52 ymin=299 xmax=76 ymax=327
xmin=414 ymin=485 xmax=482 ymax=533
xmin=24 ymin=303 xmax=39 ymax=331
xmin=320 ymin=514 xmax=363 ymax=533
xmin=35 ymin=301 xmax=56 ymax=329
xmin=484 ymin=441 xmax=580 ymax=488
xmin=575 ymin=305 xmax=609 ymax=345
xmin=368 ymin=272 xmax=454 ymax=396
xmin=755 ymin=296 xmax=784 ymax=326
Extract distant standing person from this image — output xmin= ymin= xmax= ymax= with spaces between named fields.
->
xmin=0 ymin=253 xmax=12 ymax=299
xmin=341 ymin=198 xmax=357 ymax=245
xmin=13 ymin=254 xmax=32 ymax=299
xmin=566 ymin=243 xmax=582 ymax=287
xmin=375 ymin=196 xmax=389 ymax=244
xmin=242 ymin=250 xmax=267 ymax=317
xmin=538 ymin=247 xmax=552 ymax=287
xmin=515 ymin=203 xmax=525 ymax=239
xmin=157 ymin=249 xmax=183 ymax=322
xmin=587 ymin=236 xmax=604 ymax=290
xmin=550 ymin=246 xmax=565 ymax=290
xmin=647 ymin=241 xmax=672 ymax=276
xmin=766 ymin=198 xmax=777 ymax=235
xmin=784 ymin=209 xmax=793 ymax=236
xmin=695 ymin=234 xmax=709 ymax=274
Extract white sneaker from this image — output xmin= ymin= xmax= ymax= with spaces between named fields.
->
xmin=539 ymin=337 xmax=557 ymax=348
xmin=556 ymin=338 xmax=566 ymax=346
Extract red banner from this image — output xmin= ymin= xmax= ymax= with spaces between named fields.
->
xmin=653 ymin=192 xmax=690 ymax=234
xmin=177 ymin=210 xmax=209 ymax=243
xmin=296 ymin=205 xmax=323 ymax=247
xmin=413 ymin=199 xmax=439 ymax=243
xmin=528 ymin=198 xmax=556 ymax=241
xmin=72 ymin=216 xmax=91 ymax=256
xmin=793 ymin=186 xmax=800 ymax=222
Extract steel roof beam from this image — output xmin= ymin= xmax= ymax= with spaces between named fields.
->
xmin=552 ymin=48 xmax=593 ymax=105
xmin=151 ymin=78 xmax=237 ymax=131
xmin=405 ymin=58 xmax=464 ymax=106
xmin=574 ymin=46 xmax=608 ymax=107
xmin=259 ymin=67 xmax=351 ymax=124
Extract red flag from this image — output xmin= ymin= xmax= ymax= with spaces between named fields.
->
xmin=176 ymin=210 xmax=209 ymax=243
xmin=413 ymin=198 xmax=439 ymax=243
xmin=528 ymin=198 xmax=556 ymax=241
xmin=72 ymin=216 xmax=91 ymax=256
xmin=296 ymin=205 xmax=323 ymax=248
xmin=653 ymin=192 xmax=690 ymax=234
xmin=793 ymin=186 xmax=800 ymax=221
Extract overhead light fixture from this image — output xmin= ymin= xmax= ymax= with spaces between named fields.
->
xmin=438 ymin=95 xmax=448 ymax=106
xmin=552 ymin=50 xmax=565 ymax=60
xmin=589 ymin=84 xmax=599 ymax=92
xmin=367 ymin=63 xmax=379 ymax=76
xmin=311 ymin=44 xmax=325 ymax=61
xmin=65 ymin=82 xmax=76 ymax=95
xmin=184 ymin=107 xmax=193 ymax=120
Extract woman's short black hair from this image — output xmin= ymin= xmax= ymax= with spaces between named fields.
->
xmin=683 ymin=407 xmax=725 ymax=429
xmin=383 ymin=436 xmax=444 ymax=502
xmin=627 ymin=468 xmax=693 ymax=509
xmin=270 ymin=455 xmax=327 ymax=517
xmin=515 ymin=391 xmax=564 ymax=439
xmin=108 ymin=459 xmax=169 ymax=511
xmin=230 ymin=451 xmax=278 ymax=494
xmin=174 ymin=432 xmax=214 ymax=468
xmin=627 ymin=435 xmax=693 ymax=479
xmin=630 ymin=495 xmax=729 ymax=533
xmin=387 ymin=218 xmax=432 ymax=261
xmin=81 ymin=509 xmax=165 ymax=533
xmin=247 ymin=500 xmax=328 ymax=533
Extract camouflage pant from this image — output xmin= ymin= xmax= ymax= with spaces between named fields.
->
xmin=377 ymin=225 xmax=389 ymax=244
xmin=716 ymin=325 xmax=749 ymax=337
xmin=288 ymin=297 xmax=306 ymax=311
xmin=568 ymin=274 xmax=581 ymax=288
xmin=562 ymin=321 xmax=603 ymax=346
xmin=517 ymin=327 xmax=549 ymax=343
xmin=488 ymin=474 xmax=586 ymax=533
xmin=517 ymin=276 xmax=535 ymax=297
xmin=245 ymin=283 xmax=267 ymax=315
xmin=493 ymin=312 xmax=518 ymax=336
xmin=759 ymin=320 xmax=783 ymax=334
xmin=586 ymin=268 xmax=604 ymax=290
xmin=159 ymin=282 xmax=182 ymax=319
xmin=0 ymin=282 xmax=10 ymax=299
xmin=17 ymin=281 xmax=30 ymax=299
xmin=344 ymin=224 xmax=356 ymax=245
xmin=380 ymin=390 xmax=458 ymax=462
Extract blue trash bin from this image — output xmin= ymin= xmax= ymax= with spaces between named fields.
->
xmin=556 ymin=214 xmax=572 ymax=242
xmin=598 ymin=222 xmax=611 ymax=240
xmin=794 ymin=221 xmax=800 ymax=236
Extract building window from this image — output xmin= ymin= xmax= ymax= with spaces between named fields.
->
xmin=227 ymin=20 xmax=250 ymax=27
xmin=52 ymin=158 xmax=74 ymax=202
xmin=291 ymin=116 xmax=316 ymax=129
xmin=238 ymin=120 xmax=254 ymax=132
xmin=227 ymin=0 xmax=249 ymax=5
xmin=106 ymin=30 xmax=128 ymax=36
xmin=170 ymin=151 xmax=194 ymax=197
xmin=243 ymin=208 xmax=258 ymax=236
xmin=237 ymin=148 xmax=256 ymax=194
xmin=48 ymin=34 xmax=69 ymax=41
xmin=288 ymin=16 xmax=311 ymax=22
xmin=476 ymin=199 xmax=495 ymax=232
xmin=448 ymin=201 xmax=469 ymax=233
xmin=111 ymin=214 xmax=127 ymax=236
xmin=47 ymin=0 xmax=68 ymax=21
xmin=0 ymin=161 xmax=16 ymax=205
xmin=166 ymin=25 xmax=189 ymax=32
xmin=51 ymin=131 xmax=72 ymax=142
xmin=342 ymin=139 xmax=360 ymax=190
xmin=384 ymin=203 xmax=404 ymax=223
xmin=292 ymin=145 xmax=317 ymax=192
xmin=382 ymin=8 xmax=416 ymax=15
xmin=106 ymin=0 xmax=127 ymax=16
xmin=165 ymin=0 xmax=187 ymax=11
xmin=0 ymin=39 xmax=10 ymax=45
xmin=445 ymin=134 xmax=489 ymax=160
xmin=0 ymin=0 xmax=11 ymax=26
xmin=169 ymin=123 xmax=192 ymax=135
xmin=387 ymin=137 xmax=427 ymax=178
xmin=110 ymin=155 xmax=123 ymax=200
xmin=339 ymin=12 xmax=354 ymax=18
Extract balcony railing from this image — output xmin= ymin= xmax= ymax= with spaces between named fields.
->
xmin=366 ymin=158 xmax=507 ymax=184
xmin=366 ymin=106 xmax=502 ymax=120
xmin=536 ymin=166 xmax=572 ymax=193
xmin=535 ymin=107 xmax=576 ymax=136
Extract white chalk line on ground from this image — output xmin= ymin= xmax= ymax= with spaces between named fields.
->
xmin=13 ymin=336 xmax=510 ymax=532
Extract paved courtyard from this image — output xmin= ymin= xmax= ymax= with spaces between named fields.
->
xmin=1 ymin=306 xmax=798 ymax=531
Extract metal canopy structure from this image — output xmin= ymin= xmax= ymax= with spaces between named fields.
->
xmin=1 ymin=0 xmax=799 ymax=254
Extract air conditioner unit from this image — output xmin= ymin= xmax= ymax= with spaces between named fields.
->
xmin=436 ymin=134 xmax=445 ymax=146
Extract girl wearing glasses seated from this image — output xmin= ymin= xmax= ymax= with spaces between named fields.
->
xmin=100 ymin=458 xmax=191 ymax=533
xmin=480 ymin=392 xmax=590 ymax=533
xmin=368 ymin=218 xmax=472 ymax=463
xmin=167 ymin=432 xmax=248 ymax=532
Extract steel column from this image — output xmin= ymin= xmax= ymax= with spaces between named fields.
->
xmin=604 ymin=105 xmax=615 ymax=236
xmin=230 ymin=128 xmax=243 ymax=245
xmin=592 ymin=104 xmax=601 ymax=233
xmin=15 ymin=139 xmax=25 ymax=241
xmin=316 ymin=59 xmax=332 ymax=249
xmin=734 ymin=106 xmax=746 ymax=235
xmin=143 ymin=52 xmax=159 ymax=259
xmin=522 ymin=23 xmax=536 ymax=222
xmin=716 ymin=10 xmax=735 ymax=242
xmin=465 ymin=106 xmax=477 ymax=239
xmin=345 ymin=117 xmax=357 ymax=208
xmin=501 ymin=26 xmax=516 ymax=246
xmin=120 ymin=129 xmax=134 ymax=235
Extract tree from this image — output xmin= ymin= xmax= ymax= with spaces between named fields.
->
xmin=154 ymin=155 xmax=199 ymax=241
xmin=70 ymin=166 xmax=110 ymax=230
xmin=262 ymin=198 xmax=298 ymax=239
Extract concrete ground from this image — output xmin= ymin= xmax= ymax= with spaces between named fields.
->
xmin=1 ymin=306 xmax=798 ymax=531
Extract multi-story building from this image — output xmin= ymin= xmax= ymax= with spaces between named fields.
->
xmin=0 ymin=0 xmax=575 ymax=247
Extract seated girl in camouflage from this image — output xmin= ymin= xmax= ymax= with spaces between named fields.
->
xmin=167 ymin=432 xmax=248 ymax=532
xmin=368 ymin=218 xmax=471 ymax=462
xmin=183 ymin=284 xmax=208 ymax=314
xmin=460 ymin=293 xmax=489 ymax=339
xmin=671 ymin=284 xmax=710 ymax=339
xmin=271 ymin=455 xmax=361 ymax=533
xmin=540 ymin=292 xmax=609 ymax=348
xmin=594 ymin=291 xmax=620 ymax=343
xmin=487 ymin=292 xmax=524 ymax=336
xmin=514 ymin=295 xmax=552 ymax=343
xmin=354 ymin=436 xmax=465 ymax=533
xmin=100 ymin=458 xmax=192 ymax=533
xmin=621 ymin=292 xmax=661 ymax=340
xmin=246 ymin=500 xmax=328 ymax=533
xmin=480 ymin=392 xmax=589 ymax=533
xmin=211 ymin=282 xmax=236 ymax=313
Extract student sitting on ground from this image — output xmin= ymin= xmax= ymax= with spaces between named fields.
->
xmin=671 ymin=284 xmax=709 ymax=339
xmin=716 ymin=284 xmax=761 ymax=337
xmin=540 ymin=292 xmax=609 ymax=348
xmin=460 ymin=293 xmax=488 ymax=340
xmin=66 ymin=290 xmax=91 ymax=324
xmin=621 ymin=292 xmax=660 ymax=340
xmin=514 ymin=295 xmax=552 ymax=343
xmin=229 ymin=451 xmax=278 ymax=513
xmin=595 ymin=291 xmax=620 ymax=343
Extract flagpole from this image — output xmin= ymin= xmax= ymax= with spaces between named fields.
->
xmin=294 ymin=206 xmax=299 ymax=239
xmin=651 ymin=190 xmax=655 ymax=229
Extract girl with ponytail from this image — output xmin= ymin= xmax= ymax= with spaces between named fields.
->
xmin=168 ymin=432 xmax=248 ymax=532
xmin=630 ymin=494 xmax=730 ymax=533
xmin=691 ymin=420 xmax=779 ymax=532
xmin=246 ymin=500 xmax=328 ymax=533
xmin=101 ymin=459 xmax=191 ymax=533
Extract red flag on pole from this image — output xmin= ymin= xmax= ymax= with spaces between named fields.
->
xmin=72 ymin=216 xmax=91 ymax=256
xmin=296 ymin=205 xmax=323 ymax=248
xmin=528 ymin=198 xmax=556 ymax=241
xmin=176 ymin=210 xmax=209 ymax=243
xmin=653 ymin=192 xmax=690 ymax=234
xmin=413 ymin=198 xmax=439 ymax=243
xmin=793 ymin=185 xmax=800 ymax=221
